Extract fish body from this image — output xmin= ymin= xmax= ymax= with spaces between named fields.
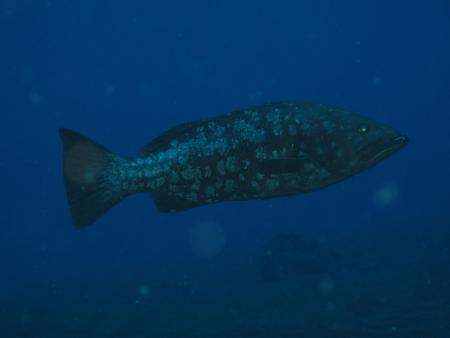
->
xmin=59 ymin=101 xmax=408 ymax=227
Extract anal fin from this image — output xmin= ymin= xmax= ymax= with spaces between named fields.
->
xmin=152 ymin=192 xmax=206 ymax=213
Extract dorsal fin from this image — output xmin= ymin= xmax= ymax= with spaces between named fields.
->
xmin=139 ymin=120 xmax=205 ymax=155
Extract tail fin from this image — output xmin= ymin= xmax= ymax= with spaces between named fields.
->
xmin=59 ymin=128 xmax=125 ymax=228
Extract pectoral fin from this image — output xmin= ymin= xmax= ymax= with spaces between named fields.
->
xmin=257 ymin=158 xmax=307 ymax=175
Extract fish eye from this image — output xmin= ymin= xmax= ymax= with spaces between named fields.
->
xmin=358 ymin=124 xmax=369 ymax=134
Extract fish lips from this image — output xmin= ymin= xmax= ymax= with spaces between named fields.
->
xmin=360 ymin=135 xmax=409 ymax=164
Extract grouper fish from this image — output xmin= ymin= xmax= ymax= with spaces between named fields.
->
xmin=59 ymin=101 xmax=408 ymax=227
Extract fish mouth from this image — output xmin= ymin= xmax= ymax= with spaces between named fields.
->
xmin=360 ymin=135 xmax=409 ymax=164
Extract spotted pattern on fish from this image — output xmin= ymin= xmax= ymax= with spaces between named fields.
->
xmin=59 ymin=101 xmax=409 ymax=227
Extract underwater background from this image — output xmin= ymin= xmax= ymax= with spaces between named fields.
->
xmin=1 ymin=0 xmax=450 ymax=337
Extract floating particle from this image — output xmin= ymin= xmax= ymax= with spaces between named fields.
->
xmin=29 ymin=90 xmax=42 ymax=104
xmin=373 ymin=182 xmax=400 ymax=208
xmin=373 ymin=76 xmax=382 ymax=86
xmin=189 ymin=221 xmax=226 ymax=259
xmin=138 ymin=284 xmax=149 ymax=297
xmin=318 ymin=278 xmax=334 ymax=296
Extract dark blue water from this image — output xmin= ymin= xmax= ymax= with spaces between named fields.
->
xmin=1 ymin=1 xmax=449 ymax=337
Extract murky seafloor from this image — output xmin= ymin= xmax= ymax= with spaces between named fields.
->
xmin=3 ymin=220 xmax=450 ymax=338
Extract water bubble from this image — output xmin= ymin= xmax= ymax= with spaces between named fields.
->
xmin=189 ymin=221 xmax=226 ymax=259
xmin=64 ymin=142 xmax=105 ymax=184
xmin=138 ymin=284 xmax=149 ymax=297
xmin=105 ymin=85 xmax=115 ymax=95
xmin=318 ymin=278 xmax=334 ymax=296
xmin=373 ymin=76 xmax=382 ymax=86
xmin=372 ymin=182 xmax=400 ymax=208
xmin=29 ymin=90 xmax=42 ymax=104
xmin=20 ymin=310 xmax=31 ymax=323
xmin=249 ymin=91 xmax=264 ymax=101
xmin=304 ymin=32 xmax=319 ymax=40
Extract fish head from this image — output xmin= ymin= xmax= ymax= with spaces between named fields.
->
xmin=304 ymin=105 xmax=409 ymax=178
xmin=352 ymin=121 xmax=409 ymax=172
